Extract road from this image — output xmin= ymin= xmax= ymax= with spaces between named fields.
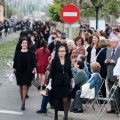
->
xmin=0 ymin=70 xmax=53 ymax=120
xmin=0 ymin=31 xmax=54 ymax=120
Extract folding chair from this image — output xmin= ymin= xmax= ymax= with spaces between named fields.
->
xmin=97 ymin=82 xmax=119 ymax=119
xmin=87 ymin=78 xmax=105 ymax=113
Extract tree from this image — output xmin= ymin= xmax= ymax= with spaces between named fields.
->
xmin=48 ymin=0 xmax=70 ymax=21
xmin=49 ymin=3 xmax=62 ymax=21
xmin=80 ymin=0 xmax=119 ymax=26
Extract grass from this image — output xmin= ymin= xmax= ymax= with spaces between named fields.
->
xmin=0 ymin=38 xmax=18 ymax=69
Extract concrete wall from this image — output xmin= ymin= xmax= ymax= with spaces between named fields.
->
xmin=56 ymin=22 xmax=80 ymax=40
xmin=0 ymin=3 xmax=4 ymax=22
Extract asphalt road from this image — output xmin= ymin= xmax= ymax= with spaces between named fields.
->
xmin=0 ymin=70 xmax=53 ymax=120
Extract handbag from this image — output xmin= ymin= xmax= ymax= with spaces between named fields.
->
xmin=80 ymin=83 xmax=95 ymax=99
xmin=9 ymin=73 xmax=17 ymax=86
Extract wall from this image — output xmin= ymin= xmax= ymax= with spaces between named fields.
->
xmin=56 ymin=22 xmax=80 ymax=40
xmin=0 ymin=3 xmax=4 ymax=22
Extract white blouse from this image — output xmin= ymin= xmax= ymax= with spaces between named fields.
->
xmin=113 ymin=57 xmax=120 ymax=76
xmin=90 ymin=48 xmax=96 ymax=63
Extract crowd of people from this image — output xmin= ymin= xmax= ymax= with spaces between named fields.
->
xmin=10 ymin=20 xmax=120 ymax=120
xmin=0 ymin=19 xmax=32 ymax=38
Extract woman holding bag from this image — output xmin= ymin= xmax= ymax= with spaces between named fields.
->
xmin=47 ymin=43 xmax=75 ymax=120
xmin=12 ymin=37 xmax=37 ymax=110
xmin=70 ymin=62 xmax=102 ymax=113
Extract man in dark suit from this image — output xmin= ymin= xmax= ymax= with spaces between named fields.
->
xmin=105 ymin=37 xmax=120 ymax=113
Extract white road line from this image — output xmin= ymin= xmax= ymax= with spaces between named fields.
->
xmin=0 ymin=110 xmax=23 ymax=115
xmin=63 ymin=12 xmax=77 ymax=17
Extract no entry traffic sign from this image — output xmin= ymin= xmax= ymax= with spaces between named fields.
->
xmin=61 ymin=4 xmax=80 ymax=24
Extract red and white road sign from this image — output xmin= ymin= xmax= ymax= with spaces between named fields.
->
xmin=61 ymin=4 xmax=80 ymax=24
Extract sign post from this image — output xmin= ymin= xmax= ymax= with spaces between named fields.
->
xmin=61 ymin=4 xmax=80 ymax=39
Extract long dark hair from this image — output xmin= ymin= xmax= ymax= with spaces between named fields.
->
xmin=40 ymin=39 xmax=47 ymax=54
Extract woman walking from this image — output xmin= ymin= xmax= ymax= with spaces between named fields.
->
xmin=47 ymin=44 xmax=75 ymax=120
xmin=12 ymin=37 xmax=37 ymax=110
xmin=36 ymin=40 xmax=50 ymax=90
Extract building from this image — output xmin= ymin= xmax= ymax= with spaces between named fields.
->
xmin=0 ymin=2 xmax=4 ymax=22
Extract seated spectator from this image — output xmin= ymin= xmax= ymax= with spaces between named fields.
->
xmin=71 ymin=61 xmax=88 ymax=99
xmin=36 ymin=90 xmax=54 ymax=114
xmin=70 ymin=62 xmax=102 ymax=113
xmin=77 ymin=54 xmax=90 ymax=78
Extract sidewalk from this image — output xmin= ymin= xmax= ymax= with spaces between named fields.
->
xmin=47 ymin=103 xmax=119 ymax=120
xmin=0 ymin=31 xmax=20 ymax=44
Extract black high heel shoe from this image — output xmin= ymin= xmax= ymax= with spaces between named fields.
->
xmin=37 ymin=85 xmax=41 ymax=91
xmin=21 ymin=104 xmax=25 ymax=110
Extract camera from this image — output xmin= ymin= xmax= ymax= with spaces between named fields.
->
xmin=106 ymin=59 xmax=110 ymax=63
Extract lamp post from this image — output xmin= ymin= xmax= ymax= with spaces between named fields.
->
xmin=90 ymin=0 xmax=101 ymax=30
xmin=95 ymin=6 xmax=99 ymax=30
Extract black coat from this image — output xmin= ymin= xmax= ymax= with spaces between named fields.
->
xmin=86 ymin=46 xmax=101 ymax=64
xmin=13 ymin=50 xmax=36 ymax=72
xmin=48 ymin=41 xmax=54 ymax=54
xmin=96 ymin=48 xmax=107 ymax=78
xmin=49 ymin=58 xmax=73 ymax=86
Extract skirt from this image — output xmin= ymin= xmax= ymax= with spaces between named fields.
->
xmin=37 ymin=65 xmax=47 ymax=74
xmin=15 ymin=71 xmax=33 ymax=86
xmin=52 ymin=85 xmax=70 ymax=99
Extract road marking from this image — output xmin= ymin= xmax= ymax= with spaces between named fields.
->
xmin=63 ymin=12 xmax=77 ymax=17
xmin=0 ymin=110 xmax=23 ymax=115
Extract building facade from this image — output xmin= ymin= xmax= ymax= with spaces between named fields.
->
xmin=0 ymin=2 xmax=4 ymax=22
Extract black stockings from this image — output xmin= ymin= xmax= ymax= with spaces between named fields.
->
xmin=54 ymin=98 xmax=68 ymax=120
xmin=20 ymin=85 xmax=28 ymax=105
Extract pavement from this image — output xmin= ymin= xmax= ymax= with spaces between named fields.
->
xmin=0 ymin=31 xmax=120 ymax=120
xmin=0 ymin=31 xmax=20 ymax=44
xmin=0 ymin=69 xmax=53 ymax=120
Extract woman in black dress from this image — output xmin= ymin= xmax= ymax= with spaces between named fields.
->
xmin=12 ymin=37 xmax=37 ymax=110
xmin=47 ymin=44 xmax=75 ymax=120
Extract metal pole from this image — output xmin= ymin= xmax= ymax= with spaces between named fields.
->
xmin=96 ymin=6 xmax=99 ymax=30
xmin=69 ymin=24 xmax=72 ymax=39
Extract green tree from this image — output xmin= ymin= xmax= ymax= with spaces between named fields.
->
xmin=90 ymin=0 xmax=101 ymax=6
xmin=81 ymin=0 xmax=119 ymax=19
xmin=49 ymin=3 xmax=62 ymax=21
xmin=48 ymin=0 xmax=70 ymax=21
xmin=103 ymin=0 xmax=119 ymax=17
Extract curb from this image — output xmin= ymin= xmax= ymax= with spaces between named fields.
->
xmin=47 ymin=108 xmax=86 ymax=120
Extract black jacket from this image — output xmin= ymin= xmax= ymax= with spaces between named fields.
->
xmin=48 ymin=41 xmax=54 ymax=54
xmin=49 ymin=58 xmax=73 ymax=85
xmin=13 ymin=50 xmax=36 ymax=71
xmin=96 ymin=48 xmax=107 ymax=78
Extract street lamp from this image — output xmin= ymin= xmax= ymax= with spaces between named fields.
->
xmin=90 ymin=0 xmax=101 ymax=30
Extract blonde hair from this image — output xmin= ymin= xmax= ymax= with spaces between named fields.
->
xmin=90 ymin=62 xmax=101 ymax=73
xmin=106 ymin=39 xmax=110 ymax=47
xmin=99 ymin=39 xmax=107 ymax=48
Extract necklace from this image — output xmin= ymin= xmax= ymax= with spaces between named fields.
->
xmin=61 ymin=65 xmax=64 ymax=73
